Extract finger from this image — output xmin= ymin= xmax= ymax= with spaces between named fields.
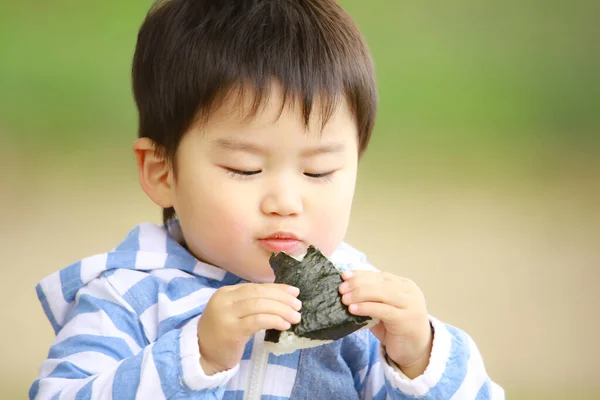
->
xmin=339 ymin=271 xmax=390 ymax=295
xmin=235 ymin=298 xmax=302 ymax=325
xmin=236 ymin=282 xmax=300 ymax=296
xmin=239 ymin=314 xmax=292 ymax=336
xmin=342 ymin=270 xmax=416 ymax=287
xmin=340 ymin=272 xmax=418 ymax=295
xmin=232 ymin=283 xmax=302 ymax=311
xmin=340 ymin=270 xmax=381 ymax=284
xmin=341 ymin=283 xmax=408 ymax=309
xmin=347 ymin=302 xmax=401 ymax=324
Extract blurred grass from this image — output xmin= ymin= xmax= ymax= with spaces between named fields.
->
xmin=1 ymin=0 xmax=598 ymax=176
xmin=0 ymin=1 xmax=142 ymax=151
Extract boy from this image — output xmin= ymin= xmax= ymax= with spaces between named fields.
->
xmin=31 ymin=0 xmax=504 ymax=399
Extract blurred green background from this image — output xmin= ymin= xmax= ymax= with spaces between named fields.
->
xmin=1 ymin=0 xmax=598 ymax=399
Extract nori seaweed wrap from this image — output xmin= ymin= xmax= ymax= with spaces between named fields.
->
xmin=264 ymin=245 xmax=375 ymax=354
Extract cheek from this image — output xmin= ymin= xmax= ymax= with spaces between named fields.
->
xmin=195 ymin=186 xmax=251 ymax=238
xmin=208 ymin=200 xmax=250 ymax=241
xmin=311 ymin=177 xmax=356 ymax=256
xmin=175 ymin=171 xmax=253 ymax=241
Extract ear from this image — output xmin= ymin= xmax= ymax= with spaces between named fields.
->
xmin=133 ymin=138 xmax=174 ymax=208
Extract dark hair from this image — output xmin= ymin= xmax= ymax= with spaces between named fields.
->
xmin=132 ymin=0 xmax=378 ymax=226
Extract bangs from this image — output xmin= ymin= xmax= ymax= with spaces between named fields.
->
xmin=195 ymin=79 xmax=344 ymax=135
xmin=133 ymin=0 xmax=376 ymax=159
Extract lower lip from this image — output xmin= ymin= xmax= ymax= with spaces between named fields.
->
xmin=258 ymin=239 xmax=302 ymax=254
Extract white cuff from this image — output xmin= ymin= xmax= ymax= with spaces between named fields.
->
xmin=380 ymin=316 xmax=452 ymax=397
xmin=179 ymin=316 xmax=239 ymax=391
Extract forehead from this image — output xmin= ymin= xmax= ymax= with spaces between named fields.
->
xmin=194 ymin=84 xmax=358 ymax=144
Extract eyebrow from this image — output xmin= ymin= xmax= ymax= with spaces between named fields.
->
xmin=212 ymin=138 xmax=345 ymax=157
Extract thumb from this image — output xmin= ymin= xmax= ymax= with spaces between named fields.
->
xmin=370 ymin=321 xmax=386 ymax=343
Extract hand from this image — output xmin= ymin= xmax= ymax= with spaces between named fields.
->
xmin=339 ymin=271 xmax=433 ymax=379
xmin=197 ymin=283 xmax=302 ymax=375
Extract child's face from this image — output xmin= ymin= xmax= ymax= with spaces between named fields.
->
xmin=170 ymin=90 xmax=359 ymax=282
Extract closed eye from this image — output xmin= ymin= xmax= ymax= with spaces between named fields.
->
xmin=304 ymin=171 xmax=335 ymax=181
xmin=224 ymin=168 xmax=261 ymax=179
xmin=230 ymin=169 xmax=261 ymax=175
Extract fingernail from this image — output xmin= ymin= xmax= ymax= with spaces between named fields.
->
xmin=342 ymin=271 xmax=353 ymax=279
xmin=293 ymin=311 xmax=302 ymax=323
xmin=342 ymin=293 xmax=352 ymax=304
xmin=293 ymin=298 xmax=302 ymax=310
xmin=288 ymin=286 xmax=300 ymax=295
xmin=339 ymin=282 xmax=349 ymax=293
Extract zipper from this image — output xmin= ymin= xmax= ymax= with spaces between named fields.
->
xmin=244 ymin=330 xmax=269 ymax=400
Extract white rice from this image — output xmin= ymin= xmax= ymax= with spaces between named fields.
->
xmin=265 ymin=318 xmax=379 ymax=355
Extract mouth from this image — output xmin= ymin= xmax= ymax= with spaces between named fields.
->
xmin=258 ymin=232 xmax=304 ymax=255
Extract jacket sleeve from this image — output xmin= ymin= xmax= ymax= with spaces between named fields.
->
xmin=29 ymin=275 xmax=238 ymax=400
xmin=360 ymin=316 xmax=505 ymax=400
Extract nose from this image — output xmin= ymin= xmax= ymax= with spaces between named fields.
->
xmin=260 ymin=177 xmax=303 ymax=217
